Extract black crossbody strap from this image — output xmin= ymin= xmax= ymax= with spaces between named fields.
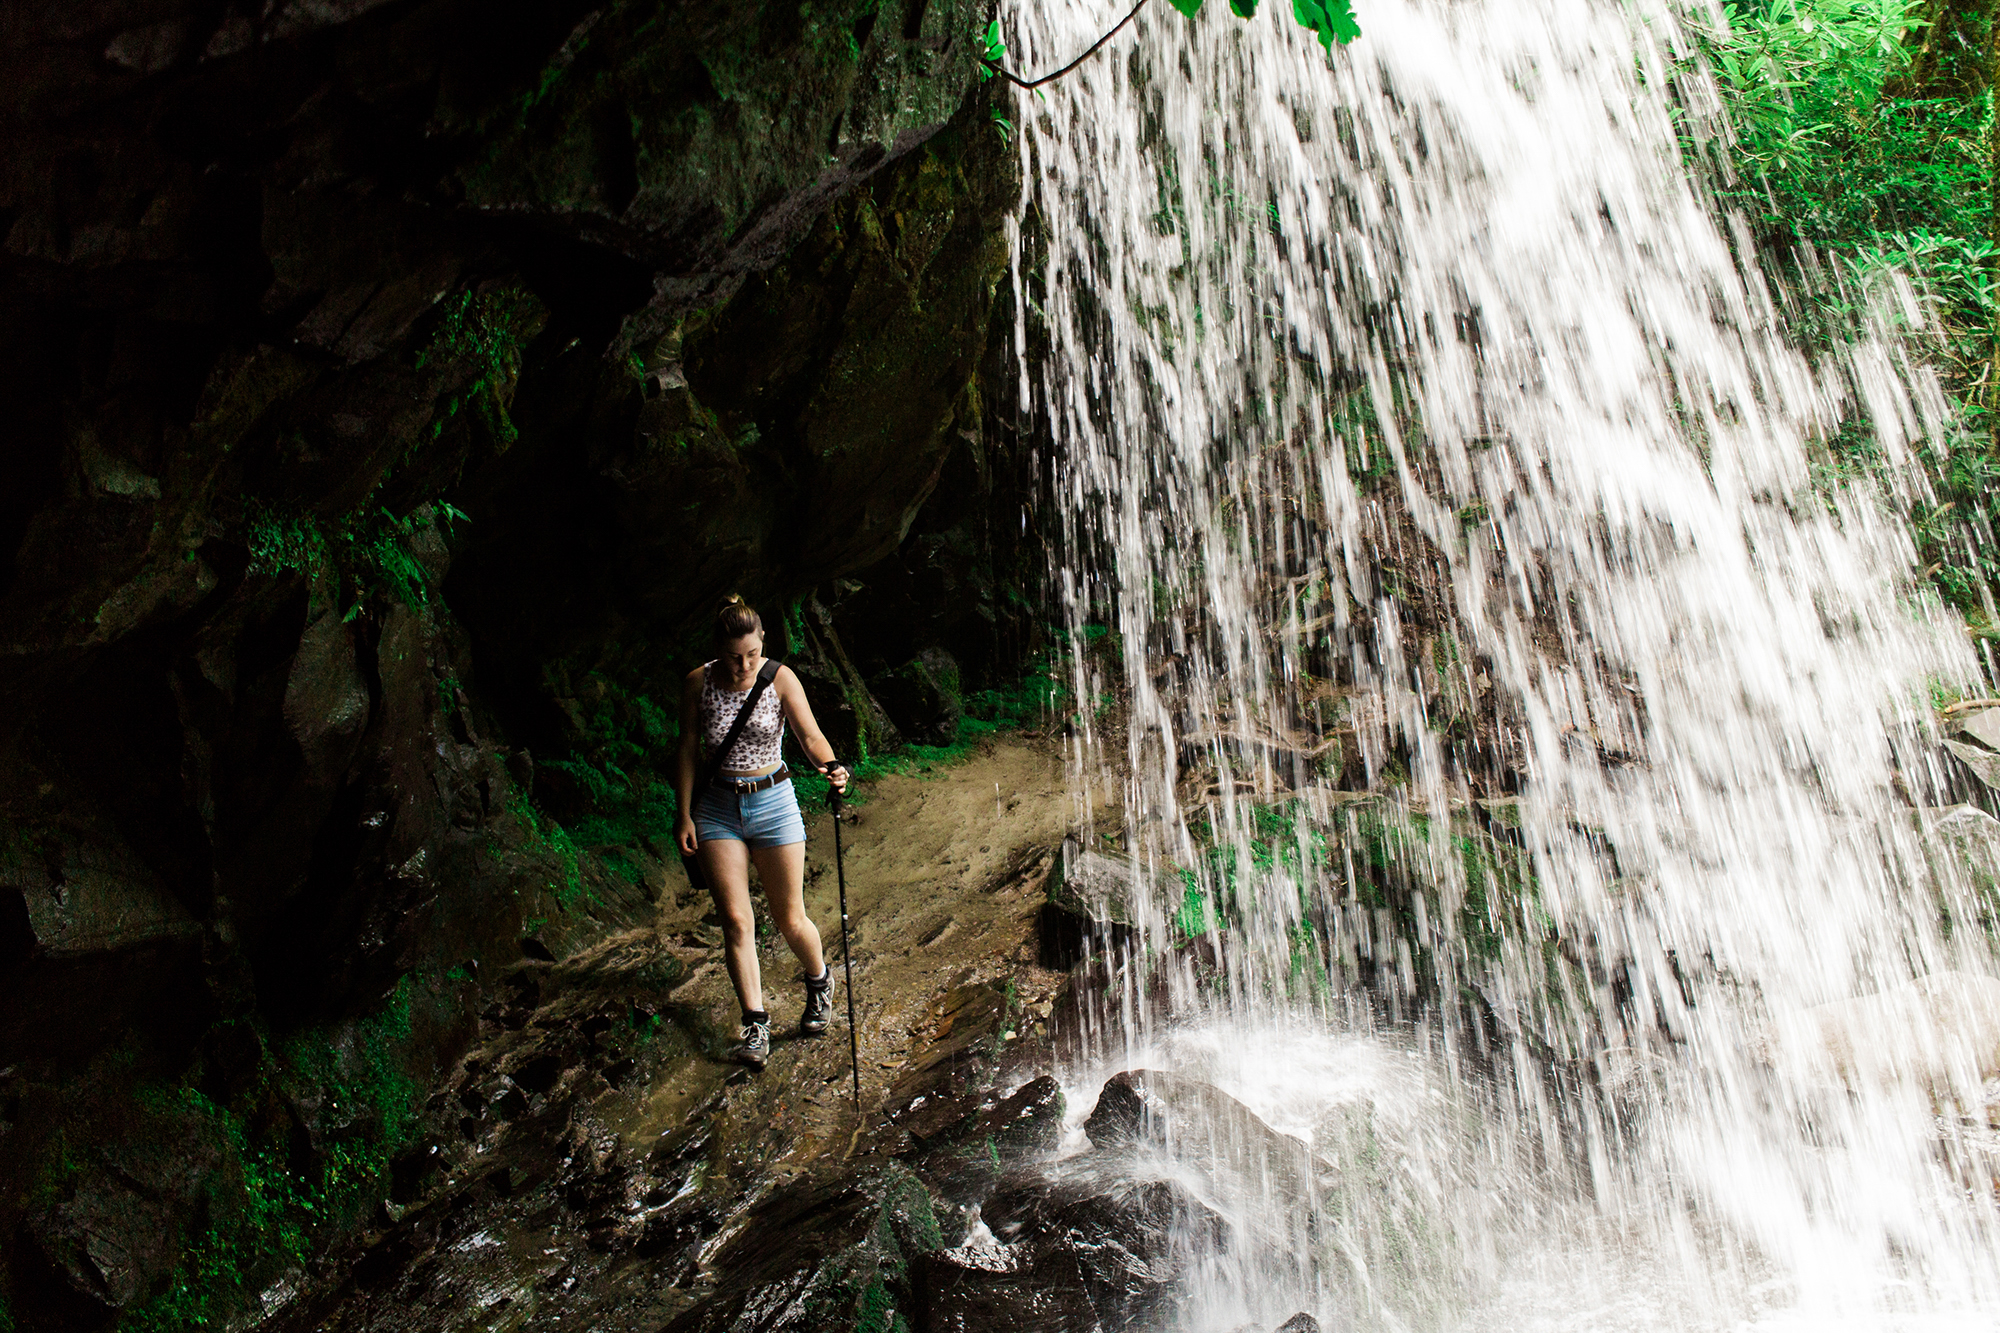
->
xmin=698 ymin=658 xmax=781 ymax=791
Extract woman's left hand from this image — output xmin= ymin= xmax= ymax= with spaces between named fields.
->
xmin=825 ymin=763 xmax=850 ymax=793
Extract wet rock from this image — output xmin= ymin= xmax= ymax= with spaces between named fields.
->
xmin=907 ymin=1074 xmax=1066 ymax=1158
xmin=979 ymin=1075 xmax=1066 ymax=1156
xmin=1038 ymin=837 xmax=1147 ymax=970
xmin=927 ymin=1164 xmax=1224 ymax=1330
xmin=1081 ymin=1070 xmax=1151 ymax=1146
xmin=907 ymin=1074 xmax=1068 ymax=1210
xmin=914 ymin=1246 xmax=1100 ymax=1333
xmin=1277 ymin=1314 xmax=1323 ymax=1333
xmin=1780 ymin=969 xmax=2000 ymax=1095
xmin=1081 ymin=1069 xmax=1322 ymax=1202
xmin=1942 ymin=739 xmax=2000 ymax=799
xmin=25 ymin=1107 xmax=223 ymax=1316
xmin=872 ymin=647 xmax=965 ymax=745
xmin=1955 ymin=704 xmax=2000 ymax=751
xmin=6 ymin=819 xmax=200 ymax=958
xmin=660 ymin=1169 xmax=940 ymax=1333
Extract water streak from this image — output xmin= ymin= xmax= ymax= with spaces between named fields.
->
xmin=1006 ymin=0 xmax=2000 ymax=1325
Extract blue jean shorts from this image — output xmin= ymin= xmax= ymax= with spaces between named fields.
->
xmin=694 ymin=778 xmax=806 ymax=849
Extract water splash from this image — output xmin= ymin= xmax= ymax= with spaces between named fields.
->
xmin=1006 ymin=0 xmax=2000 ymax=1325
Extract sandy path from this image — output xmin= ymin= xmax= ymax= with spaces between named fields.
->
xmin=620 ymin=735 xmax=1080 ymax=1174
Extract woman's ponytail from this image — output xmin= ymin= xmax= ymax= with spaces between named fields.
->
xmin=714 ymin=594 xmax=762 ymax=642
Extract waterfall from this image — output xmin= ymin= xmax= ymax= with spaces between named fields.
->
xmin=1006 ymin=0 xmax=2000 ymax=1326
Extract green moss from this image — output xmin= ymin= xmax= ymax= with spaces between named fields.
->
xmin=243 ymin=502 xmax=443 ymax=618
xmin=415 ymin=285 xmax=544 ymax=453
xmin=509 ymin=789 xmax=595 ymax=911
xmin=120 ymin=977 xmax=432 ymax=1332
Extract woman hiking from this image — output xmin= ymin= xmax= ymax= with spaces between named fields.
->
xmin=675 ymin=595 xmax=850 ymax=1069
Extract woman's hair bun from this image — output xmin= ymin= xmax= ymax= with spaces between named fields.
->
xmin=714 ymin=594 xmax=762 ymax=641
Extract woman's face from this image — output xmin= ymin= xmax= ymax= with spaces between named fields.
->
xmin=719 ymin=631 xmax=763 ymax=681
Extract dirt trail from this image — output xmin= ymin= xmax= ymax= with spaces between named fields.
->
xmin=280 ymin=735 xmax=1091 ymax=1333
xmin=631 ymin=734 xmax=1079 ymax=1161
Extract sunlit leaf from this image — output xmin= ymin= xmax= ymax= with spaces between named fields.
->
xmin=1290 ymin=0 xmax=1360 ymax=50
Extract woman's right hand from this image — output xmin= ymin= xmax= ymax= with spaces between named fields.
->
xmin=675 ymin=815 xmax=698 ymax=857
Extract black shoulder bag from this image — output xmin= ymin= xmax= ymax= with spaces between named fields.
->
xmin=682 ymin=657 xmax=781 ymax=896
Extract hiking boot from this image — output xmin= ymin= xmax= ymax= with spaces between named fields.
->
xmin=800 ymin=969 xmax=835 ymax=1037
xmin=727 ymin=1020 xmax=771 ymax=1068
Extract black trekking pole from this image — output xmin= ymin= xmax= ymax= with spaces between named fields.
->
xmin=828 ymin=777 xmax=862 ymax=1110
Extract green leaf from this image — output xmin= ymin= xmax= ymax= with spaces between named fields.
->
xmin=1230 ymin=0 xmax=1258 ymax=15
xmin=1168 ymin=0 xmax=1204 ymax=17
xmin=1290 ymin=0 xmax=1359 ymax=50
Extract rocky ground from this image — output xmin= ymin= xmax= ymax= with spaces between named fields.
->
xmin=247 ymin=737 xmax=1119 ymax=1331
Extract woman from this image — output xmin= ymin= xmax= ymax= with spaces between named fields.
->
xmin=676 ymin=595 xmax=850 ymax=1069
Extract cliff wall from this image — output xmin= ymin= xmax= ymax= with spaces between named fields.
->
xmin=0 ymin=1 xmax=1028 ymax=1325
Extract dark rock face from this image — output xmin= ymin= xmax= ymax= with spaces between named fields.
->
xmin=873 ymin=646 xmax=966 ymax=746
xmin=920 ymin=1169 xmax=1224 ymax=1332
xmin=0 ymin=0 xmax=1028 ymax=1325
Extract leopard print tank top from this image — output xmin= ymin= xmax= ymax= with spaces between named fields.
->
xmin=700 ymin=662 xmax=786 ymax=771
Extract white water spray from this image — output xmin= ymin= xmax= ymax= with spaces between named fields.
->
xmin=1005 ymin=0 xmax=2000 ymax=1326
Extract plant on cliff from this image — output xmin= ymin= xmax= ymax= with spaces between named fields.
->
xmin=414 ymin=285 xmax=544 ymax=454
xmin=119 ymin=978 xmax=436 ymax=1332
xmin=1688 ymin=0 xmax=2000 ymax=631
xmin=246 ymin=502 xmax=447 ymax=620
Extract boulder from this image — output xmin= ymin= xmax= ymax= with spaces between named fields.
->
xmin=1955 ymin=704 xmax=2000 ymax=752
xmin=1081 ymin=1069 xmax=1322 ymax=1203
xmin=923 ymin=1166 xmax=1224 ymax=1332
xmin=907 ymin=1074 xmax=1068 ymax=1209
xmin=1038 ymin=837 xmax=1152 ymax=970
xmin=871 ymin=647 xmax=965 ymax=746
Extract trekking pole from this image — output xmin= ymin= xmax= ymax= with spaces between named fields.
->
xmin=829 ymin=778 xmax=862 ymax=1110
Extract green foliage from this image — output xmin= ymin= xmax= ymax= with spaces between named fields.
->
xmin=510 ymin=788 xmax=596 ymax=910
xmin=244 ymin=502 xmax=445 ymax=620
xmin=982 ymin=0 xmax=1357 ymax=90
xmin=958 ymin=652 xmax=1066 ymax=737
xmin=536 ymin=675 xmax=683 ymax=859
xmin=977 ymin=19 xmax=1006 ymax=80
xmin=245 ymin=506 xmax=331 ymax=580
xmin=1165 ymin=0 xmax=1359 ymax=46
xmin=415 ymin=285 xmax=543 ymax=451
xmin=120 ymin=980 xmax=429 ymax=1332
xmin=1691 ymin=0 xmax=1999 ymax=619
xmin=1288 ymin=0 xmax=1361 ymax=50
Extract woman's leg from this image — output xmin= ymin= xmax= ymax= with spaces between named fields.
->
xmin=749 ymin=841 xmax=826 ymax=976
xmin=699 ymin=837 xmax=763 ymax=1013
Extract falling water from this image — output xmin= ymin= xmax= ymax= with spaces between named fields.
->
xmin=1005 ymin=0 xmax=2000 ymax=1327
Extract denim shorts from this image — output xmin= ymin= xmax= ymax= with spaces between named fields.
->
xmin=694 ymin=778 xmax=806 ymax=849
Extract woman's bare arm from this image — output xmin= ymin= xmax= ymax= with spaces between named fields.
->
xmin=674 ymin=668 xmax=705 ymax=853
xmin=776 ymin=666 xmax=849 ymax=791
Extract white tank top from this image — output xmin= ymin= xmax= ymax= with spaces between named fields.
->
xmin=700 ymin=662 xmax=786 ymax=771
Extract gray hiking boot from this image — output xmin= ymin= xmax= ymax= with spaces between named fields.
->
xmin=727 ymin=1020 xmax=771 ymax=1068
xmin=800 ymin=970 xmax=835 ymax=1037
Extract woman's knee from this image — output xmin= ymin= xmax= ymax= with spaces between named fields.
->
xmin=764 ymin=899 xmax=807 ymax=936
xmin=711 ymin=898 xmax=756 ymax=942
